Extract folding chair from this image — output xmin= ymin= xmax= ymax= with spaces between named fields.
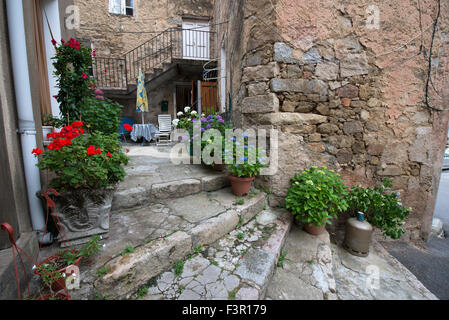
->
xmin=155 ymin=114 xmax=172 ymax=145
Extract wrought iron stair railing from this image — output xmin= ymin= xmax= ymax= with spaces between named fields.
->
xmin=93 ymin=27 xmax=215 ymax=90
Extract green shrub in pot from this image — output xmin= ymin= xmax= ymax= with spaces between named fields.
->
xmin=285 ymin=166 xmax=348 ymax=233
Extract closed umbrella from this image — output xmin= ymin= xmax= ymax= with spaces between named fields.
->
xmin=136 ymin=68 xmax=148 ymax=124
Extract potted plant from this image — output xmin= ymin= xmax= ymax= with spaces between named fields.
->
xmin=199 ymin=113 xmax=232 ymax=171
xmin=174 ymin=107 xmax=199 ymax=156
xmin=33 ymin=235 xmax=102 ymax=292
xmin=41 ymin=114 xmax=65 ymax=145
xmin=226 ymin=135 xmax=267 ymax=196
xmin=285 ymin=166 xmax=348 ymax=235
xmin=33 ymin=122 xmax=129 ymax=246
xmin=345 ymin=178 xmax=410 ymax=239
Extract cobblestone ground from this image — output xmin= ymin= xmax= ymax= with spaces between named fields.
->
xmin=137 ymin=209 xmax=286 ymax=300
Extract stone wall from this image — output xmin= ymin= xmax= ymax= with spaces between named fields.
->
xmin=74 ymin=0 xmax=214 ymax=57
xmin=215 ymin=0 xmax=449 ymax=241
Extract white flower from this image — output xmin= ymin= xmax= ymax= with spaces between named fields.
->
xmin=172 ymin=119 xmax=179 ymax=127
xmin=201 ymin=113 xmax=205 ymax=117
xmin=177 ymin=111 xmax=183 ymax=117
xmin=184 ymin=106 xmax=191 ymax=113
xmin=32 ymin=265 xmax=36 ymax=270
xmin=191 ymin=110 xmax=197 ymax=115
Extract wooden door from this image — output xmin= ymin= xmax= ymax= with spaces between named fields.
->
xmin=201 ymin=81 xmax=218 ymax=116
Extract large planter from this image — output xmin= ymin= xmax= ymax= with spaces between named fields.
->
xmin=46 ymin=187 xmax=114 ymax=247
xmin=229 ymin=175 xmax=254 ymax=196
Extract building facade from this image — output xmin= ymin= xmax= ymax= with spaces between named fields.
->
xmin=214 ymin=0 xmax=449 ymax=241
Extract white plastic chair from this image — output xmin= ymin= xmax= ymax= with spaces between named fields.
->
xmin=155 ymin=114 xmax=172 ymax=145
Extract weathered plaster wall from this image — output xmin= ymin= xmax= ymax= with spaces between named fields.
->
xmin=215 ymin=0 xmax=449 ymax=241
xmin=74 ymin=0 xmax=214 ymax=56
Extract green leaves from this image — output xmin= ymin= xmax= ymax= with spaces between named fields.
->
xmin=346 ymin=179 xmax=410 ymax=239
xmin=285 ymin=166 xmax=348 ymax=227
xmin=37 ymin=131 xmax=129 ymax=191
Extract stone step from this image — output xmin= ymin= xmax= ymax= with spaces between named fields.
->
xmin=91 ymin=188 xmax=268 ymax=299
xmin=132 ymin=207 xmax=293 ymax=300
xmin=265 ymin=225 xmax=337 ymax=300
xmin=112 ymin=172 xmax=230 ymax=211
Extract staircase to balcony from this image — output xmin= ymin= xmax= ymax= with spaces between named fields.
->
xmin=93 ymin=27 xmax=216 ymax=95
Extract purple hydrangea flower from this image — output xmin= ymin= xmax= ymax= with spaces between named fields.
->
xmin=201 ymin=118 xmax=207 ymax=123
xmin=206 ymin=124 xmax=212 ymax=129
xmin=96 ymin=95 xmax=105 ymax=100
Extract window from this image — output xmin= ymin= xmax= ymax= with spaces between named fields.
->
xmin=109 ymin=0 xmax=134 ymax=16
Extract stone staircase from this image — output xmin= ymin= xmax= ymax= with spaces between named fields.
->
xmin=61 ymin=145 xmax=292 ymax=300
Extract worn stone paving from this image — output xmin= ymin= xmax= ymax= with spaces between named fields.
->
xmin=266 ymin=223 xmax=437 ymax=300
xmin=136 ymin=208 xmax=291 ymax=300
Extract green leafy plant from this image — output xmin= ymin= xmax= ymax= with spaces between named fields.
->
xmin=36 ymin=122 xmax=129 ymax=191
xmin=177 ymin=285 xmax=185 ymax=294
xmin=42 ymin=113 xmax=65 ymax=128
xmin=237 ymin=232 xmax=244 ymax=240
xmin=35 ymin=264 xmax=64 ymax=288
xmin=121 ymin=245 xmax=134 ymax=256
xmin=193 ymin=245 xmax=204 ymax=254
xmin=277 ymin=250 xmax=291 ymax=268
xmin=346 ymin=178 xmax=410 ymax=239
xmin=173 ymin=260 xmax=185 ymax=277
xmin=226 ymin=135 xmax=268 ymax=178
xmin=236 ymin=198 xmax=245 ymax=205
xmin=137 ymin=286 xmax=149 ymax=299
xmin=285 ymin=166 xmax=348 ymax=227
xmin=97 ymin=266 xmax=110 ymax=277
xmin=59 ymin=235 xmax=102 ymax=264
xmin=228 ymin=288 xmax=238 ymax=300
xmin=81 ymin=96 xmax=123 ymax=135
xmin=52 ymin=38 xmax=95 ymax=123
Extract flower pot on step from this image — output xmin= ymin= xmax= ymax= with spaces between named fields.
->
xmin=304 ymin=222 xmax=326 ymax=235
xmin=229 ymin=175 xmax=254 ymax=196
xmin=45 ymin=187 xmax=114 ymax=247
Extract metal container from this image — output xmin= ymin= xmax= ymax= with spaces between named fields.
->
xmin=343 ymin=212 xmax=373 ymax=257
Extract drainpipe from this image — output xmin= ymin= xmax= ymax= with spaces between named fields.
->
xmin=6 ymin=0 xmax=53 ymax=244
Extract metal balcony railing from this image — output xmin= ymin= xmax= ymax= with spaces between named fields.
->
xmin=93 ymin=27 xmax=215 ymax=90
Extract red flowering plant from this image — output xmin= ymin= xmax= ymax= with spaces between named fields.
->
xmin=34 ymin=121 xmax=129 ymax=191
xmin=52 ymin=38 xmax=96 ymax=123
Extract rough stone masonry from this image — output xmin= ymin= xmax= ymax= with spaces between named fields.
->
xmin=214 ymin=0 xmax=449 ymax=241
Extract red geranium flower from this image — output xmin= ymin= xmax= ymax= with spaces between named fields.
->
xmin=82 ymin=73 xmax=88 ymax=79
xmin=92 ymin=50 xmax=96 ymax=57
xmin=32 ymin=148 xmax=43 ymax=156
xmin=123 ymin=124 xmax=133 ymax=131
xmin=107 ymin=152 xmax=112 ymax=158
xmin=96 ymin=148 xmax=101 ymax=155
xmin=72 ymin=121 xmax=83 ymax=128
xmin=87 ymin=145 xmax=96 ymax=155
xmin=126 ymin=149 xmax=130 ymax=153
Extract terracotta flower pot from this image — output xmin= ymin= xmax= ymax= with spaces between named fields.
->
xmin=34 ymin=252 xmax=82 ymax=292
xmin=228 ymin=175 xmax=254 ymax=196
xmin=211 ymin=163 xmax=226 ymax=171
xmin=304 ymin=222 xmax=326 ymax=235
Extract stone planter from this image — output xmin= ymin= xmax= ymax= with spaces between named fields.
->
xmin=46 ymin=187 xmax=114 ymax=247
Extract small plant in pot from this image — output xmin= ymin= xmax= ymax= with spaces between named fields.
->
xmin=33 ymin=122 xmax=129 ymax=246
xmin=200 ymin=113 xmax=232 ymax=171
xmin=225 ymin=135 xmax=267 ymax=196
xmin=34 ymin=235 xmax=102 ymax=292
xmin=285 ymin=166 xmax=349 ymax=235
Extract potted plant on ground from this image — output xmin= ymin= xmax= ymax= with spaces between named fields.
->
xmin=33 ymin=122 xmax=129 ymax=246
xmin=345 ymin=178 xmax=410 ymax=239
xmin=34 ymin=235 xmax=102 ymax=292
xmin=285 ymin=166 xmax=349 ymax=235
xmin=173 ymin=107 xmax=199 ymax=156
xmin=226 ymin=135 xmax=267 ymax=196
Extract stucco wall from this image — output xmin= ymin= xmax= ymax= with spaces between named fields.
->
xmin=215 ymin=0 xmax=449 ymax=241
